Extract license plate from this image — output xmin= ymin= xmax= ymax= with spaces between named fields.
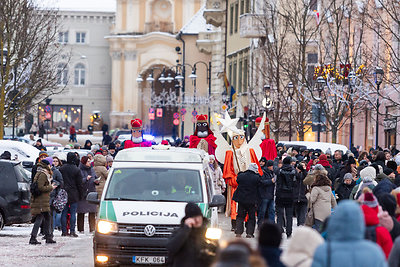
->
xmin=133 ymin=256 xmax=165 ymax=264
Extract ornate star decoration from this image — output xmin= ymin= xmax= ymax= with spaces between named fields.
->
xmin=218 ymin=111 xmax=240 ymax=134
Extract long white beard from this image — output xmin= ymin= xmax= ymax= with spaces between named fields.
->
xmin=261 ymin=134 xmax=266 ymax=140
xmin=132 ymin=137 xmax=143 ymax=143
xmin=197 ymin=131 xmax=208 ymax=138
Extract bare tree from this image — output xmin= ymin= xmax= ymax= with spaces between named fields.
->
xmin=0 ymin=0 xmax=64 ymax=139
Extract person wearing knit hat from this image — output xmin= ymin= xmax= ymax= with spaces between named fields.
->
xmin=360 ymin=192 xmax=393 ymax=258
xmin=214 ymin=241 xmax=252 ymax=267
xmin=106 ymin=155 xmax=113 ymax=169
xmin=258 ymin=222 xmax=285 ymax=267
xmin=336 ymin=173 xmax=356 ymax=202
xmin=350 ymin=166 xmax=378 ymax=200
xmin=108 ymin=143 xmax=117 ymax=158
xmin=378 ymin=193 xmax=400 ymax=241
xmin=167 ymin=203 xmax=215 ymax=267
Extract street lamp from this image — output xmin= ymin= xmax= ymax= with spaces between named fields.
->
xmin=287 ymin=82 xmax=294 ymax=141
xmin=374 ymin=66 xmax=384 ymax=149
xmin=190 ymin=61 xmax=212 ymax=121
xmin=158 ymin=72 xmax=166 ymax=83
xmin=316 ymin=76 xmax=325 ymax=142
xmin=348 ymin=71 xmax=356 ymax=148
xmin=136 ymin=74 xmax=143 ymax=84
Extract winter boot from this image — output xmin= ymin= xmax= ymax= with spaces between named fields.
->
xmin=29 ymin=236 xmax=41 ymax=245
xmin=46 ymin=238 xmax=56 ymax=244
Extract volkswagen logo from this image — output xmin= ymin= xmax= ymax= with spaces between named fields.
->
xmin=143 ymin=225 xmax=156 ymax=237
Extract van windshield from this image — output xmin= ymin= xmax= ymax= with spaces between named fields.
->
xmin=105 ymin=168 xmax=203 ymax=203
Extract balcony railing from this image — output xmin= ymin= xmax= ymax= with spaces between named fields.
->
xmin=240 ymin=13 xmax=267 ymax=38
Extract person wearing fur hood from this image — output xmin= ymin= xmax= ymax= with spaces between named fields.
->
xmin=281 ymin=227 xmax=324 ymax=267
xmin=29 ymin=160 xmax=57 ymax=245
xmin=304 ymin=164 xmax=328 ymax=187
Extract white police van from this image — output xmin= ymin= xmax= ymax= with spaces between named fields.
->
xmin=87 ymin=146 xmax=225 ymax=266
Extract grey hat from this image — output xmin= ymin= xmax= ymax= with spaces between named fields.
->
xmin=248 ymin=163 xmax=258 ymax=173
xmin=314 ymin=164 xmax=325 ymax=171
xmin=343 ymin=173 xmax=353 ymax=181
xmin=91 ymin=144 xmax=100 ymax=152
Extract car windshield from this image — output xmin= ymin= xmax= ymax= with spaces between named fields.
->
xmin=105 ymin=168 xmax=203 ymax=203
xmin=14 ymin=163 xmax=30 ymax=183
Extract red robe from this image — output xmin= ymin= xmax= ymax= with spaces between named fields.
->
xmin=124 ymin=140 xmax=152 ymax=149
xmin=260 ymin=139 xmax=277 ymax=160
xmin=189 ymin=134 xmax=217 ymax=156
xmin=223 ymin=148 xmax=263 ymax=220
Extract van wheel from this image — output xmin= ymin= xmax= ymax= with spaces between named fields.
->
xmin=0 ymin=212 xmax=4 ymax=230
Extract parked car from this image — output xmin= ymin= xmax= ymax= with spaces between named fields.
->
xmin=111 ymin=129 xmax=131 ymax=142
xmin=0 ymin=140 xmax=39 ymax=167
xmin=280 ymin=141 xmax=349 ymax=154
xmin=0 ymin=160 xmax=31 ymax=229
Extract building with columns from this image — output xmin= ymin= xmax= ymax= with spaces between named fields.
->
xmin=107 ymin=0 xmax=217 ymax=138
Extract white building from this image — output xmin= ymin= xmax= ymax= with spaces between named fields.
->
xmin=38 ymin=3 xmax=115 ymax=131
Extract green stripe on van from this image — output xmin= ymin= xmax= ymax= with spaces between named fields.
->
xmin=198 ymin=203 xmax=211 ymax=219
xmin=98 ymin=201 xmax=117 ymax=222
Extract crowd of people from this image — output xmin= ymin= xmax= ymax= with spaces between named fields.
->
xmin=28 ymin=139 xmax=119 ymax=245
xmin=167 ymin=144 xmax=400 ymax=267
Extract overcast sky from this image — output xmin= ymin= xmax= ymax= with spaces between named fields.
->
xmin=37 ymin=0 xmax=116 ymax=12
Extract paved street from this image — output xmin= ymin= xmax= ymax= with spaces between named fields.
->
xmin=0 ymin=213 xmax=295 ymax=267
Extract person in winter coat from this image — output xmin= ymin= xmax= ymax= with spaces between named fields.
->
xmin=281 ymin=226 xmax=324 ymax=267
xmin=209 ymin=155 xmax=225 ymax=195
xmin=59 ymin=152 xmax=84 ymax=237
xmin=77 ymin=156 xmax=97 ymax=233
xmin=293 ymin=162 xmax=308 ymax=226
xmin=275 ymin=157 xmax=296 ymax=238
xmin=166 ymin=203 xmax=215 ymax=267
xmin=83 ymin=140 xmax=92 ymax=150
xmin=389 ymin=236 xmax=400 ymax=267
xmin=309 ymin=174 xmax=337 ymax=230
xmin=311 ymin=200 xmax=387 ymax=267
xmin=258 ymin=222 xmax=285 ymax=267
xmin=215 ymin=240 xmax=267 ymax=267
xmin=337 ymin=156 xmax=357 ymax=183
xmin=360 ymin=192 xmax=393 ymax=258
xmin=29 ymin=160 xmax=57 ymax=245
xmin=373 ymin=178 xmax=397 ymax=199
xmin=316 ymin=154 xmax=336 ymax=185
xmin=258 ymin=159 xmax=276 ymax=226
xmin=336 ymin=173 xmax=356 ymax=202
xmin=34 ymin=139 xmax=47 ymax=151
xmin=233 ymin=163 xmax=261 ymax=238
xmin=94 ymin=154 xmax=109 ymax=197
xmin=350 ymin=166 xmax=377 ymax=200
xmin=378 ymin=193 xmax=400 ymax=241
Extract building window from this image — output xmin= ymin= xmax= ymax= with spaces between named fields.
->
xmin=246 ymin=0 xmax=250 ymax=13
xmin=233 ymin=61 xmax=237 ymax=91
xmin=76 ymin=32 xmax=86 ymax=44
xmin=57 ymin=63 xmax=68 ymax=85
xmin=228 ymin=63 xmax=233 ymax=84
xmin=235 ymin=3 xmax=239 ymax=33
xmin=243 ymin=58 xmax=248 ymax=92
xmin=230 ymin=4 xmax=234 ymax=35
xmin=74 ymin=63 xmax=86 ymax=86
xmin=58 ymin=31 xmax=68 ymax=44
xmin=307 ymin=53 xmax=318 ymax=86
xmin=39 ymin=104 xmax=83 ymax=130
xmin=238 ymin=59 xmax=243 ymax=93
xmin=240 ymin=0 xmax=245 ymax=15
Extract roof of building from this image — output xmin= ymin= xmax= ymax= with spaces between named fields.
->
xmin=180 ymin=5 xmax=211 ymax=35
xmin=38 ymin=0 xmax=116 ymax=13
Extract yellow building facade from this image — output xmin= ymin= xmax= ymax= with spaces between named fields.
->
xmin=107 ymin=0 xmax=211 ymax=138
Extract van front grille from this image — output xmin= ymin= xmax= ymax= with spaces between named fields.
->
xmin=118 ymin=223 xmax=180 ymax=237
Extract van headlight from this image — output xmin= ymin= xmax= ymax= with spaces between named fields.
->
xmin=97 ymin=220 xmax=118 ymax=234
xmin=205 ymin=228 xmax=222 ymax=240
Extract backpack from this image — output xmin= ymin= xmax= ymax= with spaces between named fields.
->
xmin=365 ymin=225 xmax=377 ymax=242
xmin=278 ymin=169 xmax=294 ymax=192
xmin=30 ymin=181 xmax=42 ymax=197
xmin=52 ymin=189 xmax=68 ymax=213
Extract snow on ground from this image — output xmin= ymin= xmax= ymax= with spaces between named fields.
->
xmin=0 ymin=223 xmax=93 ymax=267
xmin=27 ymin=134 xmax=104 ymax=147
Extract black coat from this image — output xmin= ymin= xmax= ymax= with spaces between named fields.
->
xmin=332 ymin=160 xmax=343 ymax=178
xmin=59 ymin=153 xmax=84 ymax=204
xmin=167 ymin=219 xmax=214 ymax=267
xmin=336 ymin=182 xmax=355 ymax=202
xmin=293 ymin=170 xmax=307 ymax=203
xmin=275 ymin=164 xmax=296 ymax=206
xmin=258 ymin=167 xmax=275 ymax=200
xmin=49 ymin=166 xmax=64 ymax=205
xmin=232 ymin=170 xmax=261 ymax=205
xmin=77 ymin=163 xmax=98 ymax=213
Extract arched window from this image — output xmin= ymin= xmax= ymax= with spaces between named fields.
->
xmin=57 ymin=63 xmax=68 ymax=85
xmin=74 ymin=63 xmax=86 ymax=86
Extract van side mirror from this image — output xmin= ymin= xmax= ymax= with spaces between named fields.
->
xmin=22 ymin=161 xmax=34 ymax=169
xmin=209 ymin=194 xmax=225 ymax=207
xmin=87 ymin=192 xmax=100 ymax=205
